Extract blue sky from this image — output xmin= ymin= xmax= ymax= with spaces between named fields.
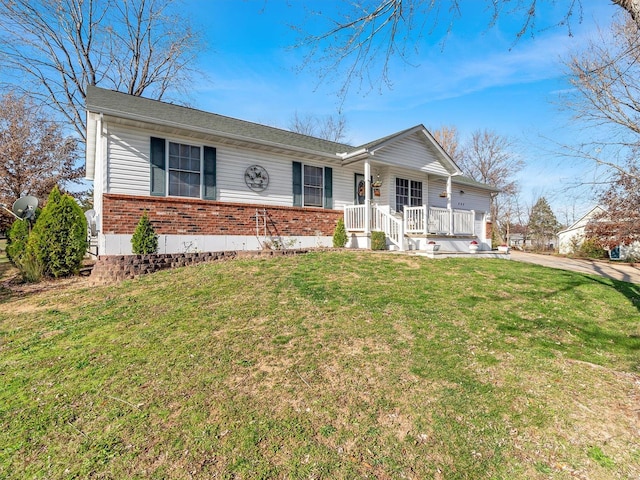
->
xmin=183 ymin=0 xmax=620 ymax=223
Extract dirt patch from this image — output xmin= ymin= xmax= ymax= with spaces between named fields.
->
xmin=0 ymin=271 xmax=92 ymax=310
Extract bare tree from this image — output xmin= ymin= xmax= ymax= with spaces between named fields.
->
xmin=0 ymin=0 xmax=203 ymax=140
xmin=433 ymin=126 xmax=524 ymax=243
xmin=459 ymin=129 xmax=524 ymax=241
xmin=562 ymin=14 xmax=640 ymax=181
xmin=0 ymin=92 xmax=81 ymax=232
xmin=432 ymin=125 xmax=463 ymax=166
xmin=460 ymin=130 xmax=523 ymax=195
xmin=296 ymin=1 xmax=640 ymax=97
xmin=289 ymin=111 xmax=349 ymax=143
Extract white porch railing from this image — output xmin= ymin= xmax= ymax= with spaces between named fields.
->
xmin=453 ymin=209 xmax=475 ymax=235
xmin=371 ymin=205 xmax=403 ymax=250
xmin=344 ymin=204 xmax=367 ymax=231
xmin=344 ymin=204 xmax=404 ymax=250
xmin=345 ymin=204 xmax=476 ymax=247
xmin=404 ymin=205 xmax=427 ymax=233
xmin=403 ymin=206 xmax=475 ymax=236
xmin=427 ymin=207 xmax=450 ymax=235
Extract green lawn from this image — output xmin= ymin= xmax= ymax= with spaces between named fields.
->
xmin=1 ymin=251 xmax=638 ymax=479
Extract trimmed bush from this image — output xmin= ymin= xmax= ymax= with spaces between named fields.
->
xmin=371 ymin=231 xmax=387 ymax=250
xmin=26 ymin=186 xmax=87 ymax=278
xmin=131 ymin=212 xmax=158 ymax=254
xmin=332 ymin=217 xmax=348 ymax=248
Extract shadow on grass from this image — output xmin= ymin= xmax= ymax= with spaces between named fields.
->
xmin=589 ymin=275 xmax=640 ymax=314
xmin=497 ymin=273 xmax=640 ymax=368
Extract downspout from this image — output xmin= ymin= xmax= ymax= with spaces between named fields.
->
xmin=95 ymin=113 xmax=104 ymax=253
xmin=364 ymin=158 xmax=371 ymax=234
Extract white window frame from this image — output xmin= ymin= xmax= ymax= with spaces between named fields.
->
xmin=167 ymin=140 xmax=203 ymax=199
xmin=303 ymin=164 xmax=324 ymax=208
xmin=396 ymin=177 xmax=423 ymax=212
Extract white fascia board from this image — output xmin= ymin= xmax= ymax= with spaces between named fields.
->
xmin=419 ymin=127 xmax=462 ymax=175
xmin=85 ymin=110 xmax=97 ymax=180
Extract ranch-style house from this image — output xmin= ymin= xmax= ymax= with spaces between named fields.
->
xmin=85 ymin=86 xmax=499 ymax=255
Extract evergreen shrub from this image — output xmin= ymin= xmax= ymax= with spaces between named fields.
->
xmin=332 ymin=218 xmax=348 ymax=248
xmin=26 ymin=186 xmax=87 ymax=278
xmin=371 ymin=231 xmax=387 ymax=250
xmin=131 ymin=212 xmax=158 ymax=254
xmin=6 ymin=218 xmax=29 ymax=266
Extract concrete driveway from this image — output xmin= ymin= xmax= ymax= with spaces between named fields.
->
xmin=510 ymin=251 xmax=640 ymax=285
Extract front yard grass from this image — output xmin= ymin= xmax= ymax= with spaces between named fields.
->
xmin=0 ymin=251 xmax=638 ymax=479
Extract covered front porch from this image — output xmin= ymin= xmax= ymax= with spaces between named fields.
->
xmin=344 ymin=203 xmax=486 ymax=252
xmin=336 ymin=125 xmax=497 ymax=252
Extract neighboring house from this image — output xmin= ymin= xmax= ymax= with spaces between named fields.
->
xmin=85 ymin=86 xmax=498 ymax=255
xmin=557 ymin=206 xmax=606 ymax=255
xmin=508 ymin=233 xmax=532 ymax=250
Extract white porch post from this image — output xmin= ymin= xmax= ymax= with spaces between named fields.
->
xmin=447 ymin=175 xmax=453 ymax=235
xmin=423 ymin=174 xmax=429 ymax=235
xmin=471 ymin=210 xmax=476 ymax=236
xmin=423 ymin=205 xmax=428 ymax=235
xmin=364 ymin=158 xmax=371 ymax=234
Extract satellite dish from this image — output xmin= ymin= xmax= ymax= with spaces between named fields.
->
xmin=85 ymin=209 xmax=97 ymax=236
xmin=12 ymin=195 xmax=38 ymax=220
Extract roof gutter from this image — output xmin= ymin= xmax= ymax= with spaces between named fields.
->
xmin=338 ymin=148 xmax=370 ymax=166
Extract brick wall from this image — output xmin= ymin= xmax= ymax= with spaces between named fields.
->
xmin=102 ymin=194 xmax=342 ymax=237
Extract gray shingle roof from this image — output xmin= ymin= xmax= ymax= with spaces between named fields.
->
xmin=86 ymin=86 xmax=352 ymax=156
xmin=453 ymin=175 xmax=500 ymax=192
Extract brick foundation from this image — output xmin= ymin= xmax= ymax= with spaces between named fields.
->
xmin=90 ymin=248 xmax=313 ymax=284
xmin=102 ymin=194 xmax=342 ymax=237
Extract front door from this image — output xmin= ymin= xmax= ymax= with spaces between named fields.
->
xmin=354 ymin=173 xmax=366 ymax=205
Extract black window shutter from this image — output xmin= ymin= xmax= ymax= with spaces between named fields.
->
xmin=150 ymin=137 xmax=166 ymax=196
xmin=203 ymin=146 xmax=217 ymax=200
xmin=324 ymin=166 xmax=333 ymax=209
xmin=292 ymin=161 xmax=302 ymax=206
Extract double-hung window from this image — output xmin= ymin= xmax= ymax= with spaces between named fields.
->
xmin=303 ymin=165 xmax=324 ymax=207
xmin=150 ymin=137 xmax=217 ymax=200
xmin=395 ymin=178 xmax=423 ymax=212
xmin=168 ymin=142 xmax=201 ymax=198
xmin=292 ymin=161 xmax=333 ymax=209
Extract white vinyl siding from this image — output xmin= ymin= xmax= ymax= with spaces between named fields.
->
xmin=216 ymin=146 xmax=292 ymax=206
xmin=452 ymin=186 xmax=490 ymax=212
xmin=372 ymin=133 xmax=450 ymax=175
xmin=331 ymin=165 xmax=363 ymax=210
xmin=106 ymin=126 xmax=151 ymax=195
